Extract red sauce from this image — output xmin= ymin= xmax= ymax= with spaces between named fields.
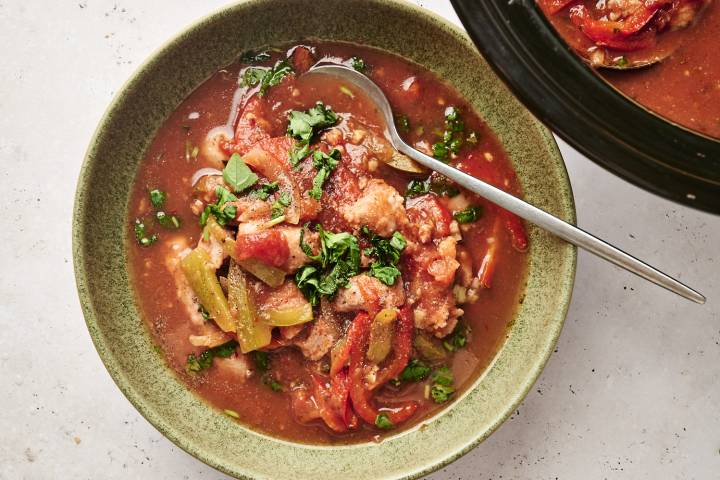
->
xmin=127 ymin=42 xmax=528 ymax=444
xmin=540 ymin=0 xmax=720 ymax=139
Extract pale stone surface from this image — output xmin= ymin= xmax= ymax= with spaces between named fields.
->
xmin=0 ymin=1 xmax=717 ymax=479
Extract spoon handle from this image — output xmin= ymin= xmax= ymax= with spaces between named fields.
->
xmin=397 ymin=143 xmax=706 ymax=305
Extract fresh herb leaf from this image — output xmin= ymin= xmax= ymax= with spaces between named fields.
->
xmin=134 ymin=219 xmax=158 ymax=247
xmin=155 ymin=211 xmax=182 ymax=229
xmin=185 ymin=340 xmax=239 ymax=374
xmin=361 ymin=228 xmax=406 ymax=286
xmin=309 ymin=149 xmax=341 ymax=200
xmin=294 ymin=224 xmax=360 ymax=305
xmin=250 ymin=182 xmax=279 ymax=200
xmin=453 ymin=206 xmax=482 ymax=224
xmin=271 ymin=191 xmax=292 ymax=219
xmin=432 ymin=141 xmax=450 ymax=162
xmin=289 ymin=143 xmax=311 ymax=167
xmin=223 ymin=153 xmax=258 ymax=192
xmin=287 ymin=102 xmax=338 ymax=144
xmin=254 ymin=351 xmax=270 ymax=372
xmin=396 ymin=114 xmax=410 ymax=132
xmin=375 ymin=413 xmax=394 ymax=430
xmin=240 ymin=50 xmax=272 ymax=63
xmin=430 ymin=366 xmax=455 ymax=403
xmin=149 ymin=189 xmax=166 ymax=209
xmin=443 ymin=321 xmax=468 ymax=352
xmin=398 ymin=359 xmax=431 ymax=382
xmin=405 ymin=180 xmax=429 ymax=197
xmin=200 ymin=186 xmax=238 ymax=227
xmin=350 ymin=56 xmax=367 ymax=72
xmin=262 ymin=374 xmax=283 ymax=392
xmin=240 ymin=59 xmax=293 ymax=96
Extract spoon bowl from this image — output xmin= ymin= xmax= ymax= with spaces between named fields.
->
xmin=305 ymin=65 xmax=706 ymax=304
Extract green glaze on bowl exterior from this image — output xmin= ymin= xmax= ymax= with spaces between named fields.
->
xmin=72 ymin=1 xmax=576 ymax=478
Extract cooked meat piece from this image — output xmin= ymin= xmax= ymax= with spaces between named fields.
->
xmin=281 ymin=226 xmax=319 ymax=272
xmin=294 ymin=301 xmax=341 ymax=360
xmin=197 ymin=231 xmax=226 ymax=269
xmin=227 ymin=196 xmax=273 ymax=223
xmin=342 ymin=179 xmax=408 ymax=236
xmin=333 ymin=274 xmax=405 ymax=313
xmin=406 ymin=239 xmax=462 ymax=338
xmin=255 ymin=280 xmax=310 ymax=312
xmin=406 ymin=194 xmax=453 ymax=244
xmin=214 ymin=354 xmax=252 ymax=382
xmin=193 ymin=175 xmax=228 ymax=204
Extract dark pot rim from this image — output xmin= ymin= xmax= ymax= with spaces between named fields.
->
xmin=450 ymin=0 xmax=720 ymax=214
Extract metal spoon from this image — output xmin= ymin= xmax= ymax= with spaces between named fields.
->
xmin=305 ymin=65 xmax=706 ymax=304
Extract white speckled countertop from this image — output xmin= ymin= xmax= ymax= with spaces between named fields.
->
xmin=1 ymin=1 xmax=718 ymax=478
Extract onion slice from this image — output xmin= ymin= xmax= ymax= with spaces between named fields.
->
xmin=191 ymin=167 xmax=223 ymax=187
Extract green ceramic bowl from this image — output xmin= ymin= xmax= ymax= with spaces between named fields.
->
xmin=73 ymin=0 xmax=576 ymax=478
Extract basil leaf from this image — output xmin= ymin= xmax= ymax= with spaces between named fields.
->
xmin=287 ymin=102 xmax=338 ymax=144
xmin=398 ymin=359 xmax=431 ymax=382
xmin=375 ymin=413 xmax=394 ymax=430
xmin=223 ymin=153 xmax=258 ymax=192
xmin=309 ymin=149 xmax=341 ymax=200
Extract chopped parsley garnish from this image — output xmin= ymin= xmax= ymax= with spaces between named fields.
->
xmin=309 ymin=149 xmax=341 ymax=200
xmin=149 ymin=189 xmax=166 ymax=209
xmin=223 ymin=153 xmax=258 ymax=192
xmin=250 ymin=181 xmax=279 ymax=200
xmin=155 ymin=211 xmax=181 ymax=229
xmin=350 ymin=56 xmax=367 ymax=72
xmin=254 ymin=351 xmax=270 ymax=372
xmin=199 ymin=186 xmax=238 ymax=227
xmin=240 ymin=50 xmax=272 ymax=64
xmin=398 ymin=359 xmax=431 ymax=383
xmin=198 ymin=305 xmax=210 ymax=322
xmin=295 ymin=225 xmax=360 ymax=306
xmin=453 ymin=205 xmax=482 ymax=224
xmin=270 ymin=191 xmax=292 ymax=219
xmin=443 ymin=321 xmax=469 ymax=352
xmin=287 ymin=102 xmax=338 ymax=146
xmin=396 ymin=114 xmax=410 ymax=132
xmin=361 ymin=227 xmax=406 ymax=286
xmin=289 ymin=143 xmax=311 ymax=167
xmin=240 ymin=59 xmax=293 ymax=96
xmin=405 ymin=178 xmax=460 ymax=198
xmin=430 ymin=366 xmax=455 ymax=403
xmin=263 ymin=374 xmax=283 ymax=392
xmin=432 ymin=106 xmax=466 ymax=162
xmin=134 ymin=219 xmax=158 ymax=247
xmin=185 ymin=340 xmax=238 ymax=374
xmin=375 ymin=413 xmax=394 ymax=430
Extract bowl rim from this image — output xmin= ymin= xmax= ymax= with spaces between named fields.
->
xmin=72 ymin=0 xmax=577 ymax=478
xmin=450 ymin=0 xmax=720 ymax=214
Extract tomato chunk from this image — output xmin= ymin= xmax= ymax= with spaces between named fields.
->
xmin=235 ymin=230 xmax=290 ymax=268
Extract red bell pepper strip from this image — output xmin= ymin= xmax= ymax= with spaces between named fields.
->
xmin=478 ymin=215 xmax=502 ymax=289
xmin=310 ymin=370 xmax=357 ymax=432
xmin=347 ymin=311 xmax=418 ymax=427
xmin=500 ymin=209 xmax=529 ymax=252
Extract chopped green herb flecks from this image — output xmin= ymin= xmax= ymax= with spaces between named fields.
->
xmin=223 ymin=153 xmax=258 ymax=192
xmin=432 ymin=106 xmax=467 ymax=162
xmin=361 ymin=227 xmax=406 ymax=286
xmin=262 ymin=374 xmax=283 ymax=392
xmin=200 ymin=186 xmax=238 ymax=227
xmin=405 ymin=178 xmax=460 ymax=198
xmin=430 ymin=366 xmax=455 ymax=403
xmin=134 ymin=219 xmax=158 ymax=247
xmin=309 ymin=149 xmax=341 ymax=200
xmin=254 ymin=351 xmax=270 ymax=372
xmin=240 ymin=59 xmax=293 ymax=96
xmin=396 ymin=114 xmax=410 ymax=132
xmin=375 ymin=413 xmax=394 ymax=430
xmin=443 ymin=321 xmax=469 ymax=352
xmin=198 ymin=305 xmax=210 ymax=322
xmin=295 ymin=224 xmax=360 ymax=306
xmin=271 ymin=191 xmax=292 ymax=219
xmin=453 ymin=205 xmax=482 ymax=224
xmin=350 ymin=56 xmax=367 ymax=72
xmin=149 ymin=189 xmax=166 ymax=209
xmin=185 ymin=340 xmax=239 ymax=374
xmin=155 ymin=211 xmax=181 ymax=229
xmin=398 ymin=359 xmax=431 ymax=383
xmin=250 ymin=182 xmax=280 ymax=200
xmin=287 ymin=102 xmax=338 ymax=145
